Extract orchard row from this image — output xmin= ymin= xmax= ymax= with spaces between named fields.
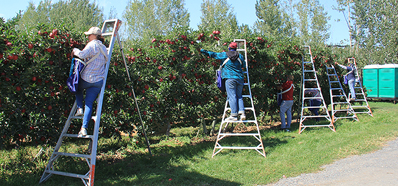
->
xmin=0 ymin=20 xmax=350 ymax=148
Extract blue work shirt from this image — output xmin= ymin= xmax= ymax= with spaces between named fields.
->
xmin=200 ymin=49 xmax=246 ymax=80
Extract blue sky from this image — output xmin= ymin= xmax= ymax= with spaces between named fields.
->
xmin=1 ymin=0 xmax=349 ymax=44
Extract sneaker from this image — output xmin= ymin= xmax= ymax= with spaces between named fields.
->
xmin=285 ymin=129 xmax=291 ymax=132
xmin=225 ymin=116 xmax=238 ymax=121
xmin=75 ymin=108 xmax=83 ymax=116
xmin=78 ymin=128 xmax=87 ymax=136
xmin=240 ymin=114 xmax=246 ymax=121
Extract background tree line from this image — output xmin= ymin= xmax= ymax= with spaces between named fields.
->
xmin=13 ymin=0 xmax=398 ymax=66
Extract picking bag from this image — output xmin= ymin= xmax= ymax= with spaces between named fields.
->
xmin=66 ymin=58 xmax=87 ymax=93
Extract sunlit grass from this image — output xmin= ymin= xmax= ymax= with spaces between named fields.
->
xmin=1 ymin=102 xmax=397 ymax=185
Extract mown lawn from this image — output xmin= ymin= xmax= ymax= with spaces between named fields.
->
xmin=1 ymin=101 xmax=397 ymax=186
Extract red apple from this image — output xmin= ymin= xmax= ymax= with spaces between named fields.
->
xmin=28 ymin=43 xmax=33 ymax=49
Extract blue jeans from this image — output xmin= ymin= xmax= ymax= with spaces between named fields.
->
xmin=280 ymin=100 xmax=293 ymax=129
xmin=225 ymin=79 xmax=244 ymax=116
xmin=76 ymin=79 xmax=103 ymax=129
xmin=348 ymin=79 xmax=356 ymax=99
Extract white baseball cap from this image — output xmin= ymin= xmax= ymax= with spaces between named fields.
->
xmin=84 ymin=27 xmax=102 ymax=36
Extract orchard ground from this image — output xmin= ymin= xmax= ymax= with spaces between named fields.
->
xmin=1 ymin=101 xmax=397 ymax=185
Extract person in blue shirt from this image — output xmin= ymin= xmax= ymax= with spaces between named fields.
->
xmin=335 ymin=61 xmax=357 ymax=101
xmin=200 ymin=42 xmax=246 ymax=121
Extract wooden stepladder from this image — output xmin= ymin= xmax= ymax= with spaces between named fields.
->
xmin=347 ymin=58 xmax=373 ymax=117
xmin=325 ymin=65 xmax=358 ymax=122
xmin=212 ymin=39 xmax=265 ymax=158
xmin=299 ymin=46 xmax=334 ymax=134
xmin=39 ymin=19 xmax=150 ymax=186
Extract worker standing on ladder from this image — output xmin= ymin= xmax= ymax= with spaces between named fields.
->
xmin=278 ymin=75 xmax=294 ymax=132
xmin=335 ymin=61 xmax=356 ymax=102
xmin=200 ymin=42 xmax=246 ymax=121
xmin=71 ymin=27 xmax=108 ymax=136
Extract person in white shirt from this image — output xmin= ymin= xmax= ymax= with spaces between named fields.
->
xmin=71 ymin=27 xmax=108 ymax=136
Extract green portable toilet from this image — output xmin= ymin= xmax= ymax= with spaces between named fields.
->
xmin=378 ymin=64 xmax=398 ymax=98
xmin=363 ymin=64 xmax=380 ymax=98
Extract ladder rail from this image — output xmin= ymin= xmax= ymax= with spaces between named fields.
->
xmin=299 ymin=46 xmax=334 ymax=133
xmin=326 ymin=65 xmax=358 ymax=122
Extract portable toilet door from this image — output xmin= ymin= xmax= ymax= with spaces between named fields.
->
xmin=378 ymin=64 xmax=398 ymax=98
xmin=363 ymin=64 xmax=380 ymax=98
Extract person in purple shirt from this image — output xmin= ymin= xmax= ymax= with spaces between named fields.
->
xmin=335 ymin=61 xmax=357 ymax=101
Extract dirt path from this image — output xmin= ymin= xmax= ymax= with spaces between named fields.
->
xmin=268 ymin=137 xmax=398 ymax=186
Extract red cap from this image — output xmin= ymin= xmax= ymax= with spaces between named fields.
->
xmin=229 ymin=42 xmax=237 ymax=49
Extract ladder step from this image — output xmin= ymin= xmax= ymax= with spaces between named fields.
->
xmin=237 ymin=49 xmax=246 ymax=52
xmin=354 ymin=99 xmax=366 ymax=101
xmin=303 ymin=70 xmax=315 ymax=73
xmin=351 ymin=105 xmax=369 ymax=108
xmin=63 ymin=134 xmax=94 ymax=139
xmin=334 ymin=109 xmax=353 ymax=112
xmin=330 ymin=88 xmax=342 ymax=90
xmin=214 ymin=146 xmax=263 ymax=150
xmin=330 ymin=81 xmax=340 ymax=83
xmin=303 ymin=61 xmax=312 ymax=64
xmin=302 ymin=115 xmax=330 ymax=118
xmin=242 ymin=95 xmax=252 ymax=98
xmin=102 ymin=32 xmax=113 ymax=36
xmin=54 ymin=152 xmax=92 ymax=159
xmin=327 ymin=74 xmax=337 ymax=76
xmin=334 ymin=116 xmax=357 ymax=119
xmin=332 ymin=95 xmax=345 ymax=97
xmin=332 ymin=102 xmax=350 ymax=105
xmin=304 ymin=79 xmax=317 ymax=81
xmin=70 ymin=116 xmax=83 ymax=119
xmin=222 ymin=120 xmax=257 ymax=123
xmin=303 ymin=97 xmax=321 ymax=100
xmin=219 ymin=133 xmax=260 ymax=136
xmin=44 ymin=170 xmax=89 ymax=180
xmin=303 ymin=106 xmax=326 ymax=109
xmin=303 ymin=88 xmax=320 ymax=91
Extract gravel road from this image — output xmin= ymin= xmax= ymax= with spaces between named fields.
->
xmin=267 ymin=137 xmax=398 ymax=186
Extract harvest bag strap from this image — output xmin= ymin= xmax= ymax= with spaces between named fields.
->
xmin=80 ymin=44 xmax=108 ymax=71
xmin=278 ymin=83 xmax=295 ymax=95
xmin=218 ymin=57 xmax=242 ymax=71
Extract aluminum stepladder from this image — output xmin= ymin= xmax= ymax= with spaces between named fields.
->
xmin=40 ymin=19 xmax=150 ymax=186
xmin=347 ymin=58 xmax=373 ymax=116
xmin=212 ymin=39 xmax=265 ymax=158
xmin=299 ymin=46 xmax=334 ymax=134
xmin=325 ymin=65 xmax=358 ymax=122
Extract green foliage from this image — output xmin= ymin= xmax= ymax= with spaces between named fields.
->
xmin=18 ymin=0 xmax=104 ymax=33
xmin=123 ymin=0 xmax=190 ymax=45
xmin=198 ymin=0 xmax=239 ymax=39
xmin=254 ymin=0 xmax=294 ymax=39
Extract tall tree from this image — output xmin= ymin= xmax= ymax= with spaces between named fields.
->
xmin=198 ymin=0 xmax=239 ymax=40
xmin=351 ymin=0 xmax=398 ymax=64
xmin=295 ymin=0 xmax=330 ymax=46
xmin=18 ymin=0 xmax=104 ymax=33
xmin=123 ymin=0 xmax=189 ymax=43
xmin=254 ymin=0 xmax=294 ymax=39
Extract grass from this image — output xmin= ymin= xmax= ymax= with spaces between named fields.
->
xmin=1 ymin=101 xmax=398 ymax=186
